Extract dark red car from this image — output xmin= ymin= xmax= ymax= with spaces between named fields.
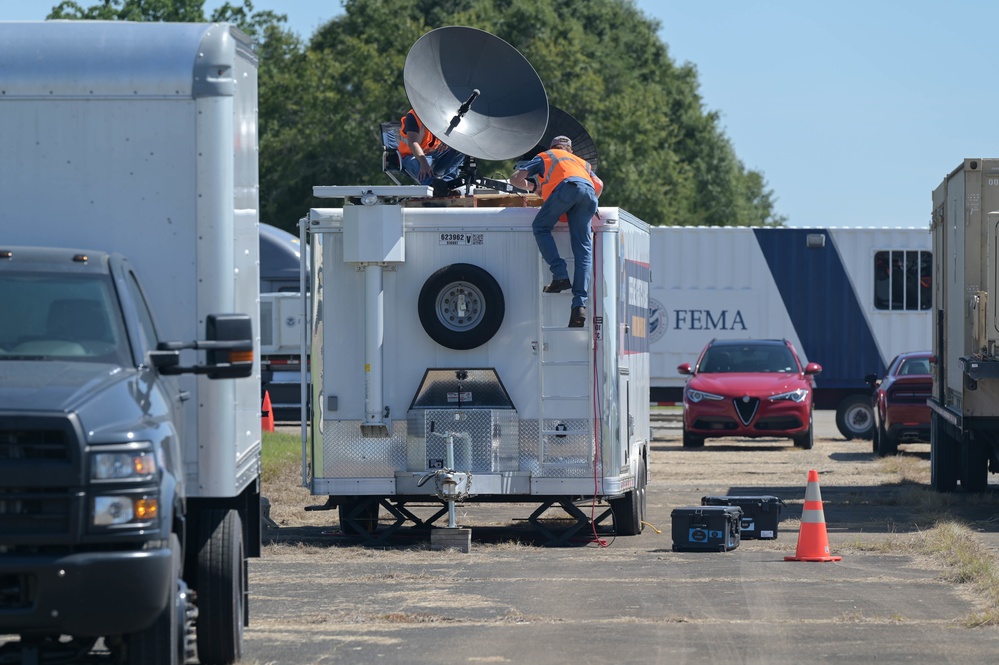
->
xmin=866 ymin=351 xmax=932 ymax=457
xmin=677 ymin=339 xmax=822 ymax=449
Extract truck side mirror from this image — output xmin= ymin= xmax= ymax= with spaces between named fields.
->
xmin=205 ymin=314 xmax=254 ymax=380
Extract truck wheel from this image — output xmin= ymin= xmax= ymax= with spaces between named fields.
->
xmin=682 ymin=428 xmax=704 ymax=448
xmin=195 ymin=509 xmax=244 ymax=665
xmin=875 ymin=421 xmax=898 ymax=457
xmin=418 ymin=263 xmax=505 ymax=350
xmin=338 ymin=497 xmax=380 ymax=535
xmin=123 ymin=534 xmax=182 ymax=665
xmin=930 ymin=413 xmax=958 ymax=492
xmin=611 ymin=461 xmax=646 ymax=536
xmin=835 ymin=395 xmax=874 ymax=440
xmin=960 ymin=437 xmax=989 ymax=493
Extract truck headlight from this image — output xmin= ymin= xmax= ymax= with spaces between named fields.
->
xmin=92 ymin=495 xmax=158 ymax=526
xmin=92 ymin=450 xmax=157 ymax=480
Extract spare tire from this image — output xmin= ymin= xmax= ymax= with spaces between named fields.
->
xmin=418 ymin=263 xmax=505 ymax=350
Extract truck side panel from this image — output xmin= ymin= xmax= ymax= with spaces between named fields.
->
xmin=0 ymin=22 xmax=260 ymax=499
xmin=649 ymin=226 xmax=931 ymax=400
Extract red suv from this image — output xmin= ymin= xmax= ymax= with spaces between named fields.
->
xmin=866 ymin=351 xmax=932 ymax=457
xmin=678 ymin=339 xmax=822 ymax=449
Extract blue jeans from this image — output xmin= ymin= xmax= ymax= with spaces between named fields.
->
xmin=532 ymin=179 xmax=598 ymax=309
xmin=401 ymin=147 xmax=466 ymax=185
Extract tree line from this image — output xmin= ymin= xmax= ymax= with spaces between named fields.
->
xmin=49 ymin=0 xmax=787 ymax=230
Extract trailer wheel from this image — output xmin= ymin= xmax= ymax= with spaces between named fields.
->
xmin=418 ymin=263 xmax=505 ymax=350
xmin=338 ymin=497 xmax=380 ymax=535
xmin=194 ymin=509 xmax=244 ymax=665
xmin=611 ymin=460 xmax=646 ymax=536
xmin=835 ymin=395 xmax=874 ymax=440
xmin=123 ymin=534 xmax=183 ymax=665
xmin=930 ymin=413 xmax=959 ymax=492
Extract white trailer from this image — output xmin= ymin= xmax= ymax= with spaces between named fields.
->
xmin=929 ymin=159 xmax=999 ymax=491
xmin=649 ymin=226 xmax=932 ymax=439
xmin=302 ymin=186 xmax=651 ymax=541
xmin=0 ymin=21 xmax=259 ymax=663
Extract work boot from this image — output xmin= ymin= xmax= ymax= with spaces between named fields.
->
xmin=543 ymin=278 xmax=571 ymax=294
xmin=568 ymin=306 xmax=586 ymax=328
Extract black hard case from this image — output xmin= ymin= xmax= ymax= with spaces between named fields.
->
xmin=700 ymin=495 xmax=784 ymax=540
xmin=671 ymin=506 xmax=742 ymax=552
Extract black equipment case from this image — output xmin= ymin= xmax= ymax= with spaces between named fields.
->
xmin=671 ymin=506 xmax=742 ymax=552
xmin=700 ymin=495 xmax=784 ymax=540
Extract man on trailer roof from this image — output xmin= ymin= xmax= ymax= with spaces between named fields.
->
xmin=510 ymin=135 xmax=604 ymax=328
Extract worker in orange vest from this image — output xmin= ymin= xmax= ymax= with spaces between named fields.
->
xmin=510 ymin=135 xmax=604 ymax=328
xmin=398 ymin=108 xmax=466 ymax=194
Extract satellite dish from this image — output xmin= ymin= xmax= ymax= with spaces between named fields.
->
xmin=404 ymin=26 xmax=548 ymax=161
xmin=517 ymin=105 xmax=599 ymax=172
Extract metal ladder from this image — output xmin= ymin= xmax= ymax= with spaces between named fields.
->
xmin=536 ymin=255 xmax=595 ymax=470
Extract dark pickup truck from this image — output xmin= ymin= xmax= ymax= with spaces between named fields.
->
xmin=0 ymin=247 xmax=253 ymax=664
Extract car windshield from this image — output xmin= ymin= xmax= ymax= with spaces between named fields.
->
xmin=700 ymin=344 xmax=797 ymax=373
xmin=0 ymin=271 xmax=131 ymax=365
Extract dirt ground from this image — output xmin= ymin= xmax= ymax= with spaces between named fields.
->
xmin=243 ymin=413 xmax=999 ymax=664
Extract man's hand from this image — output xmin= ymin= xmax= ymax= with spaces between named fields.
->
xmin=510 ymin=169 xmax=530 ymax=192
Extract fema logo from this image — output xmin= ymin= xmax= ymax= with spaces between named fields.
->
xmin=648 ymin=297 xmax=666 ymax=344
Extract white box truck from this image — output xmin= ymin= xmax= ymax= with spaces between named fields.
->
xmin=302 ymin=186 xmax=651 ymax=541
xmin=0 ymin=21 xmax=260 ymax=664
xmin=648 ymin=226 xmax=932 ymax=439
xmin=929 ymin=158 xmax=999 ymax=491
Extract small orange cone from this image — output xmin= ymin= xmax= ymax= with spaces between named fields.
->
xmin=785 ymin=469 xmax=841 ymax=562
xmin=261 ymin=391 xmax=275 ymax=432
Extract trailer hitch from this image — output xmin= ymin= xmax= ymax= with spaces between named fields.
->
xmin=418 ymin=433 xmax=473 ymax=528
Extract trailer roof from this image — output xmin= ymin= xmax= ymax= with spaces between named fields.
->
xmin=0 ymin=21 xmax=253 ymax=98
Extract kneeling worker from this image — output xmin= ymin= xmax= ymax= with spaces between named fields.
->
xmin=398 ymin=108 xmax=466 ymax=194
xmin=510 ymin=135 xmax=604 ymax=328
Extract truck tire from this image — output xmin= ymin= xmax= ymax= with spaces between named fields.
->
xmin=418 ymin=263 xmax=505 ymax=350
xmin=611 ymin=461 xmax=646 ymax=536
xmin=930 ymin=413 xmax=958 ymax=492
xmin=194 ymin=509 xmax=244 ymax=665
xmin=960 ymin=436 xmax=989 ymax=493
xmin=835 ymin=395 xmax=874 ymax=440
xmin=122 ymin=534 xmax=183 ymax=665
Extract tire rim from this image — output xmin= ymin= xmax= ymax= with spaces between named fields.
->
xmin=434 ymin=280 xmax=486 ymax=332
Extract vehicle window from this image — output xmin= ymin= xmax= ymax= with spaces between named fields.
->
xmin=701 ymin=345 xmax=797 ymax=373
xmin=874 ymin=250 xmax=931 ymax=311
xmin=900 ymin=358 xmax=930 ymax=375
xmin=124 ymin=271 xmax=161 ymax=354
xmin=0 ymin=271 xmax=130 ymax=364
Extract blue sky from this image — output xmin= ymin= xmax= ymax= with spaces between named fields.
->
xmin=7 ymin=0 xmax=998 ymax=228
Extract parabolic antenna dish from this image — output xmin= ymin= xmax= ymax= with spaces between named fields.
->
xmin=404 ymin=26 xmax=548 ymax=161
xmin=517 ymin=105 xmax=599 ymax=172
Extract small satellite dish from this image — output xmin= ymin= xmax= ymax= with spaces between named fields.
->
xmin=517 ymin=105 xmax=599 ymax=172
xmin=404 ymin=26 xmax=548 ymax=161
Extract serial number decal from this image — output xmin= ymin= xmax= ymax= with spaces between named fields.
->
xmin=439 ymin=233 xmax=485 ymax=246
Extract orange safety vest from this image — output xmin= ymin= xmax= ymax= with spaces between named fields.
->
xmin=534 ymin=149 xmax=603 ymax=200
xmin=397 ymin=110 xmax=441 ymax=157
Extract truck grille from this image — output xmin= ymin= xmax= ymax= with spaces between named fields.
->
xmin=0 ymin=426 xmax=71 ymax=461
xmin=0 ymin=415 xmax=83 ymax=542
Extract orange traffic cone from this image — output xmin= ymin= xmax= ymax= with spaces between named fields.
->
xmin=261 ymin=391 xmax=275 ymax=433
xmin=785 ymin=469 xmax=841 ymax=562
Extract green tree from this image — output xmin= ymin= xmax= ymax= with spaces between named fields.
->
xmin=44 ymin=0 xmax=786 ymax=228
